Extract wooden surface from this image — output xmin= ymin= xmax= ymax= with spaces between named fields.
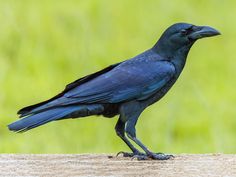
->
xmin=0 ymin=154 xmax=235 ymax=176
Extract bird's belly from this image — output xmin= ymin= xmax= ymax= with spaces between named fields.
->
xmin=101 ymin=104 xmax=120 ymax=118
xmin=140 ymin=78 xmax=177 ymax=107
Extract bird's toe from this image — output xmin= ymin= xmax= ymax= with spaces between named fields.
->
xmin=116 ymin=151 xmax=134 ymax=157
xmin=149 ymin=153 xmax=174 ymax=160
xmin=131 ymin=154 xmax=149 ymax=160
xmin=116 ymin=151 xmax=145 ymax=157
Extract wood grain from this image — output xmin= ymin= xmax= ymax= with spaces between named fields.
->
xmin=0 ymin=154 xmax=235 ymax=176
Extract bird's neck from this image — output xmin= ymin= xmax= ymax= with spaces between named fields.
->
xmin=152 ymin=43 xmax=193 ymax=75
xmin=170 ymin=46 xmax=191 ymax=75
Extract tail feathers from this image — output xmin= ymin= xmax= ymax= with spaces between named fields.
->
xmin=9 ymin=105 xmax=104 ymax=132
xmin=17 ymin=98 xmax=67 ymax=118
xmin=17 ymin=63 xmax=120 ymax=117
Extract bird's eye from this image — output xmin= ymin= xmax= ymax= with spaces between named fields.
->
xmin=180 ymin=26 xmax=194 ymax=36
xmin=180 ymin=29 xmax=188 ymax=35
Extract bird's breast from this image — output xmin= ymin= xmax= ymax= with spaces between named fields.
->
xmin=140 ymin=76 xmax=178 ymax=107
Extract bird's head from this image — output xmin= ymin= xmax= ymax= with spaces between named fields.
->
xmin=153 ymin=23 xmax=220 ymax=58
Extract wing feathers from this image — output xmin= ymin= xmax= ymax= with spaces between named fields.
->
xmin=18 ymin=60 xmax=175 ymax=117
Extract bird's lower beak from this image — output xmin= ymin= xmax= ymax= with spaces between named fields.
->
xmin=189 ymin=26 xmax=221 ymax=40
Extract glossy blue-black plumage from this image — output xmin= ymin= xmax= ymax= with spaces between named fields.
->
xmin=9 ymin=50 xmax=176 ymax=132
xmin=8 ymin=23 xmax=220 ymax=160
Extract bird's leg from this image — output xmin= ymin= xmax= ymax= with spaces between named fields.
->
xmin=115 ymin=118 xmax=145 ymax=157
xmin=125 ymin=115 xmax=174 ymax=160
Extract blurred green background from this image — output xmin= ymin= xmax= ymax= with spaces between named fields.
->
xmin=0 ymin=0 xmax=235 ymax=154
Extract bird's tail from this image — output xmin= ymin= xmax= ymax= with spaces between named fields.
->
xmin=8 ymin=105 xmax=103 ymax=132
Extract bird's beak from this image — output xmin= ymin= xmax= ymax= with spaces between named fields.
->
xmin=189 ymin=26 xmax=221 ymax=40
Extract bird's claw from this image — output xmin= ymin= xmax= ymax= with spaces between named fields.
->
xmin=131 ymin=153 xmax=174 ymax=160
xmin=148 ymin=153 xmax=174 ymax=160
xmin=116 ymin=151 xmax=145 ymax=157
xmin=131 ymin=154 xmax=149 ymax=160
xmin=116 ymin=151 xmax=133 ymax=157
xmin=117 ymin=151 xmax=174 ymax=160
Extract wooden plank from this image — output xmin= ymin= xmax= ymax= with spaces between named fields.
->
xmin=0 ymin=154 xmax=235 ymax=176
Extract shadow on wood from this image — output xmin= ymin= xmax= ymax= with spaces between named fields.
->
xmin=0 ymin=154 xmax=235 ymax=176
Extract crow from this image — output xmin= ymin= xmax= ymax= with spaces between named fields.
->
xmin=8 ymin=23 xmax=220 ymax=160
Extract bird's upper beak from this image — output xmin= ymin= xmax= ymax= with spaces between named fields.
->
xmin=189 ymin=26 xmax=221 ymax=40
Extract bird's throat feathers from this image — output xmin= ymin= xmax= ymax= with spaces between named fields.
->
xmin=153 ymin=42 xmax=193 ymax=74
xmin=171 ymin=43 xmax=193 ymax=73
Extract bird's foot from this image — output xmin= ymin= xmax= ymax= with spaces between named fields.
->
xmin=148 ymin=152 xmax=174 ymax=160
xmin=132 ymin=152 xmax=174 ymax=160
xmin=116 ymin=151 xmax=145 ymax=157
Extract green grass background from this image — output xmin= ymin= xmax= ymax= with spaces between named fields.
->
xmin=0 ymin=0 xmax=235 ymax=153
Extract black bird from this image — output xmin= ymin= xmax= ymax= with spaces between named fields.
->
xmin=8 ymin=23 xmax=220 ymax=160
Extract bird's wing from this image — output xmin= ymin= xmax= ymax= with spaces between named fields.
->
xmin=19 ymin=60 xmax=175 ymax=116
xmin=53 ymin=60 xmax=175 ymax=104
